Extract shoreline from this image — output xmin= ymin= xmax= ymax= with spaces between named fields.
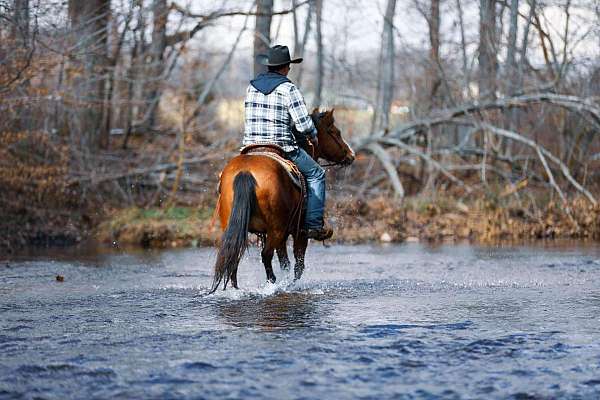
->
xmin=3 ymin=194 xmax=598 ymax=257
xmin=4 ymin=237 xmax=600 ymax=263
xmin=96 ymin=195 xmax=600 ymax=249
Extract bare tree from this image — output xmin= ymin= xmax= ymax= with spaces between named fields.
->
xmin=314 ymin=0 xmax=324 ymax=107
xmin=428 ymin=0 xmax=441 ymax=108
xmin=504 ymin=0 xmax=520 ymax=152
xmin=293 ymin=0 xmax=314 ymax=86
xmin=516 ymin=0 xmax=535 ymax=89
xmin=478 ymin=0 xmax=497 ymax=100
xmin=1 ymin=0 xmax=35 ymax=94
xmin=373 ymin=0 xmax=397 ymax=131
xmin=254 ymin=0 xmax=273 ymax=76
xmin=455 ymin=0 xmax=470 ymax=96
xmin=505 ymin=0 xmax=519 ymax=95
xmin=11 ymin=0 xmax=29 ymax=44
xmin=144 ymin=0 xmax=168 ymax=130
xmin=68 ymin=0 xmax=110 ymax=151
xmin=291 ymin=0 xmax=301 ymax=55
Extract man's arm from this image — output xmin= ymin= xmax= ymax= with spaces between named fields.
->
xmin=287 ymin=84 xmax=318 ymax=139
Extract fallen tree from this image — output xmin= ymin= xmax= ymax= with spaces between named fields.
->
xmin=352 ymin=93 xmax=599 ymax=206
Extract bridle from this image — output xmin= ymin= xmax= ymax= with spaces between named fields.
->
xmin=312 ymin=112 xmax=352 ymax=168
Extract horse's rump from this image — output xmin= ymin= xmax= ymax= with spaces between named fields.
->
xmin=218 ymin=154 xmax=304 ymax=236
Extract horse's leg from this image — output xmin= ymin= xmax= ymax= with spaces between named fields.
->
xmin=276 ymin=238 xmax=291 ymax=271
xmin=292 ymin=232 xmax=309 ymax=280
xmin=262 ymin=233 xmax=279 ymax=284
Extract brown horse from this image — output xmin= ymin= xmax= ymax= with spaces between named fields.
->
xmin=209 ymin=109 xmax=354 ymax=293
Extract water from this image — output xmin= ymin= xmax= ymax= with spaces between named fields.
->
xmin=2 ymin=243 xmax=600 ymax=399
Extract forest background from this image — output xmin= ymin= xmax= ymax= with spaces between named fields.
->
xmin=1 ymin=0 xmax=599 ymax=254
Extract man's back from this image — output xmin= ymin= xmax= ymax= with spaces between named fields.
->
xmin=243 ymin=72 xmax=316 ymax=153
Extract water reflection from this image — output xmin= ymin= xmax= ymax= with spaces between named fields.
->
xmin=214 ymin=292 xmax=324 ymax=331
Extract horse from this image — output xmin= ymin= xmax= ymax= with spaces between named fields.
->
xmin=209 ymin=109 xmax=355 ymax=293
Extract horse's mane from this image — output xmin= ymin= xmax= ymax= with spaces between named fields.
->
xmin=312 ymin=111 xmax=326 ymax=123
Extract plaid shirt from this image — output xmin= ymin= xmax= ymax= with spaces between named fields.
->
xmin=243 ymin=81 xmax=317 ymax=152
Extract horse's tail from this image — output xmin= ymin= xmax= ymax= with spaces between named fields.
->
xmin=208 ymin=171 xmax=257 ymax=294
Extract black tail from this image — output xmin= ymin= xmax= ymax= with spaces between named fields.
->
xmin=208 ymin=172 xmax=257 ymax=294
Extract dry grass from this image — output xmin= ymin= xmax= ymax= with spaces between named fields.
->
xmin=332 ymin=194 xmax=600 ymax=244
xmin=95 ymin=193 xmax=600 ymax=249
xmin=96 ymin=206 xmax=219 ymax=248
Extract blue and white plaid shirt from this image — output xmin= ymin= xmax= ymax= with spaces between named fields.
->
xmin=243 ymin=80 xmax=317 ymax=152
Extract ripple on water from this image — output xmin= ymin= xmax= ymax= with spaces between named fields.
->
xmin=181 ymin=361 xmax=218 ymax=371
xmin=2 ymin=325 xmax=32 ymax=332
xmin=2 ymin=244 xmax=600 ymax=399
xmin=361 ymin=321 xmax=474 ymax=338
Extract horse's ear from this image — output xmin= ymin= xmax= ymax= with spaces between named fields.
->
xmin=329 ymin=108 xmax=335 ymax=116
xmin=322 ymin=109 xmax=334 ymax=123
xmin=312 ymin=107 xmax=319 ymax=115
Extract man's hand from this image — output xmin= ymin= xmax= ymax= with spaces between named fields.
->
xmin=310 ymin=136 xmax=318 ymax=147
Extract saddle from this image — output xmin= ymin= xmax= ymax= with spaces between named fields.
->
xmin=240 ymin=144 xmax=304 ymax=190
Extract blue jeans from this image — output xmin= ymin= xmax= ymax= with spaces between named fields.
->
xmin=285 ymin=148 xmax=325 ymax=229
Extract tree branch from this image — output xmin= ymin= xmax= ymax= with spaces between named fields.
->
xmin=365 ymin=143 xmax=405 ymax=198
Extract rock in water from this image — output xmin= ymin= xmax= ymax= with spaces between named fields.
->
xmin=380 ymin=232 xmax=392 ymax=242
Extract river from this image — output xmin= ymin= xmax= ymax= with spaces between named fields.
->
xmin=2 ymin=243 xmax=600 ymax=399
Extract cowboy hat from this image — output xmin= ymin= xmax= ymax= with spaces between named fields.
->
xmin=256 ymin=45 xmax=303 ymax=67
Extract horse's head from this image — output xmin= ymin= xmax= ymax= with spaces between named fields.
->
xmin=311 ymin=109 xmax=355 ymax=166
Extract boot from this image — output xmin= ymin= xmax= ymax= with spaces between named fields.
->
xmin=306 ymin=224 xmax=333 ymax=241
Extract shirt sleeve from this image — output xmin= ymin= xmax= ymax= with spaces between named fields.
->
xmin=286 ymin=84 xmax=318 ymax=138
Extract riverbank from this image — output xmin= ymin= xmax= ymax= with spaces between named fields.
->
xmin=1 ymin=128 xmax=597 ymax=254
xmin=94 ymin=194 xmax=599 ymax=249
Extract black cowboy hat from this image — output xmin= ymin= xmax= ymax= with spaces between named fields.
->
xmin=256 ymin=45 xmax=303 ymax=67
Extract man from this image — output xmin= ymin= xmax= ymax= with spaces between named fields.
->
xmin=243 ymin=45 xmax=332 ymax=241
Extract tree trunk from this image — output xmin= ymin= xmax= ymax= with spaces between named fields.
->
xmin=291 ymin=0 xmax=300 ymax=56
xmin=130 ymin=0 xmax=147 ymax=125
xmin=314 ymin=0 xmax=324 ymax=108
xmin=373 ymin=0 xmax=397 ymax=131
xmin=10 ymin=0 xmax=30 ymax=131
xmin=517 ymin=0 xmax=535 ymax=88
xmin=428 ymin=0 xmax=441 ymax=109
xmin=293 ymin=0 xmax=314 ymax=86
xmin=144 ymin=0 xmax=168 ymax=129
xmin=455 ymin=0 xmax=469 ymax=98
xmin=504 ymin=0 xmax=519 ymax=154
xmin=253 ymin=0 xmax=273 ymax=76
xmin=506 ymin=0 xmax=519 ymax=95
xmin=68 ymin=0 xmax=110 ymax=151
xmin=11 ymin=0 xmax=29 ymax=45
xmin=424 ymin=0 xmax=441 ymax=190
xmin=478 ymin=0 xmax=497 ymax=101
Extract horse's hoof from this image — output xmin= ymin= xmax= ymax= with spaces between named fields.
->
xmin=268 ymin=277 xmax=276 ymax=284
